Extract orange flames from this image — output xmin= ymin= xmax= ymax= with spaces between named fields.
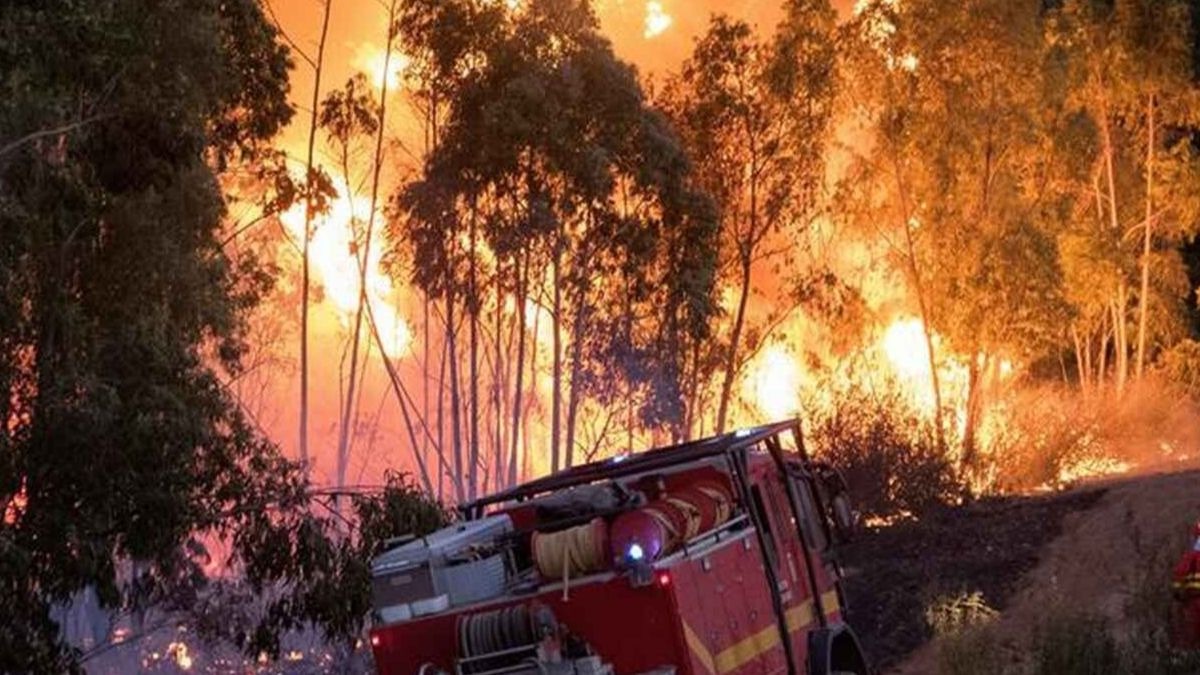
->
xmin=352 ymin=43 xmax=411 ymax=92
xmin=745 ymin=345 xmax=804 ymax=421
xmin=280 ymin=195 xmax=412 ymax=358
xmin=741 ymin=316 xmax=967 ymax=425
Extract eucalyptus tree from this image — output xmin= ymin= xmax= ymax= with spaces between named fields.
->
xmin=1052 ymin=0 xmax=1200 ymax=390
xmin=843 ymin=0 xmax=1071 ymax=471
xmin=661 ymin=0 xmax=839 ymax=436
xmin=391 ymin=0 xmax=719 ymax=493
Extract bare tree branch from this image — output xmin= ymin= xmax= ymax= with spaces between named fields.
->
xmin=265 ymin=0 xmax=316 ymax=69
xmin=0 ymin=115 xmax=112 ymax=160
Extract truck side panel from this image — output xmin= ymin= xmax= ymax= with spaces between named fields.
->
xmin=371 ymin=575 xmax=684 ymax=675
xmin=670 ymin=529 xmax=796 ymax=675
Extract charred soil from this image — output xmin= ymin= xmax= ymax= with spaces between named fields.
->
xmin=838 ymin=487 xmax=1107 ymax=671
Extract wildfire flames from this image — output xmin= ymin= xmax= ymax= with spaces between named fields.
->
xmin=353 ymin=43 xmax=411 ymax=92
xmin=745 ymin=345 xmax=804 ymax=422
xmin=279 ymin=196 xmax=412 ymax=358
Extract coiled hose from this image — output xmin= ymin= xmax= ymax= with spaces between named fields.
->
xmin=531 ymin=517 xmax=609 ymax=581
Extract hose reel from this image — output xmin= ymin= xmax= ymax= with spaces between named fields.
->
xmin=455 ymin=603 xmax=558 ymax=675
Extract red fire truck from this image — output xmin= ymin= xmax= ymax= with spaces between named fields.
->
xmin=368 ymin=420 xmax=870 ymax=675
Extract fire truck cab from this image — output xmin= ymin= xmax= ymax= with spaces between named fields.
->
xmin=368 ymin=420 xmax=869 ymax=675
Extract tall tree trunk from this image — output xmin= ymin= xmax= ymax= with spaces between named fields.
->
xmin=1083 ymin=325 xmax=1092 ymax=390
xmin=716 ymin=254 xmax=752 ymax=434
xmin=298 ymin=0 xmax=332 ymax=474
xmin=900 ymin=230 xmax=945 ymax=450
xmin=1099 ymin=102 xmax=1128 ymax=396
xmin=468 ymin=199 xmax=480 ymax=500
xmin=525 ymin=290 xmax=540 ymax=479
xmin=961 ymin=352 xmax=988 ymax=478
xmin=423 ymin=292 xmax=431 ymax=493
xmin=564 ymin=304 xmax=587 ymax=469
xmin=1114 ymin=288 xmax=1128 ymax=394
xmin=508 ymin=250 xmax=527 ymax=488
xmin=1098 ymin=316 xmax=1110 ymax=386
xmin=446 ymin=282 xmax=464 ymax=503
xmin=436 ymin=318 xmax=447 ymax=502
xmin=686 ymin=341 xmax=701 ymax=441
xmin=335 ymin=2 xmax=396 ymax=495
xmin=716 ymin=129 xmax=763 ymax=436
xmin=550 ymin=244 xmax=563 ymax=473
xmin=1136 ymin=93 xmax=1155 ymax=380
xmin=883 ymin=136 xmax=946 ymax=450
xmin=367 ymin=304 xmax=435 ymax=496
xmin=493 ymin=269 xmax=504 ymax=493
xmin=1072 ymin=326 xmax=1088 ymax=393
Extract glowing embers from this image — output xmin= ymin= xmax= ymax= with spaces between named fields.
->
xmin=166 ymin=642 xmax=193 ymax=671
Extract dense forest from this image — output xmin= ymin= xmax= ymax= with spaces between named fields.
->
xmin=3 ymin=0 xmax=1200 ymax=671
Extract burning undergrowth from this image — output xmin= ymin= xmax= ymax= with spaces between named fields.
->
xmin=982 ymin=378 xmax=1200 ymax=493
xmin=800 ymin=369 xmax=1200 ymax=529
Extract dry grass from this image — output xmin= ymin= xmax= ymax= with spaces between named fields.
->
xmin=979 ymin=378 xmax=1200 ymax=493
xmin=925 ymin=592 xmax=1003 ymax=675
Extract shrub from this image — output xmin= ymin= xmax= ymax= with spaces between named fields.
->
xmin=981 ymin=390 xmax=1104 ymax=492
xmin=925 ymin=591 xmax=1003 ymax=675
xmin=1159 ymin=339 xmax=1200 ymax=400
xmin=808 ymin=387 xmax=963 ymax=522
xmin=978 ymin=379 xmax=1198 ymax=493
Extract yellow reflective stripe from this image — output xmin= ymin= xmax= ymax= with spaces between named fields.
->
xmin=785 ymin=600 xmax=816 ymax=633
xmin=714 ymin=624 xmax=780 ymax=674
xmin=682 ymin=621 xmax=716 ymax=675
xmin=682 ymin=591 xmax=843 ymax=674
xmin=821 ymin=589 xmax=841 ymax=617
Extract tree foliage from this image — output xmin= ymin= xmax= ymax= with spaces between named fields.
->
xmin=389 ymin=0 xmax=720 ymax=493
xmin=0 ymin=0 xmax=303 ymax=669
xmin=661 ymin=0 xmax=839 ymax=435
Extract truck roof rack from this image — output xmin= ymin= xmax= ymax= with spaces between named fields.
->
xmin=459 ymin=419 xmax=802 ymax=519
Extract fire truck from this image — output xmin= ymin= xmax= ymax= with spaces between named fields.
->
xmin=368 ymin=420 xmax=870 ymax=675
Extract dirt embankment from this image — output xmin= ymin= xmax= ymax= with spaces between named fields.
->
xmin=842 ymin=467 xmax=1200 ymax=674
xmin=839 ymin=488 xmax=1106 ymax=671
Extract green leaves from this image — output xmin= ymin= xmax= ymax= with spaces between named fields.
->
xmin=231 ymin=472 xmax=447 ymax=657
xmin=0 ymin=0 xmax=295 ymax=670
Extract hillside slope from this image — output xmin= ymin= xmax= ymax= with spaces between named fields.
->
xmin=885 ymin=467 xmax=1200 ymax=674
